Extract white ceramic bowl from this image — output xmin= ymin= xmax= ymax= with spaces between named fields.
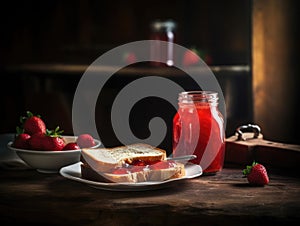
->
xmin=7 ymin=135 xmax=101 ymax=173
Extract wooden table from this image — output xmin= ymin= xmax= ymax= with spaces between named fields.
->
xmin=1 ymin=166 xmax=299 ymax=225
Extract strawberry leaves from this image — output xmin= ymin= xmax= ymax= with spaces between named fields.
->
xmin=15 ymin=126 xmax=24 ymax=136
xmin=242 ymin=161 xmax=256 ymax=175
xmin=46 ymin=126 xmax=64 ymax=138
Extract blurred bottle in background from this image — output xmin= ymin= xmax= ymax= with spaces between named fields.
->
xmin=150 ymin=19 xmax=177 ymax=66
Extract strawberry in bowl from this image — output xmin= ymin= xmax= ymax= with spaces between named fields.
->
xmin=7 ymin=111 xmax=101 ymax=173
xmin=8 ymin=134 xmax=101 ymax=173
xmin=63 ymin=142 xmax=80 ymax=151
xmin=76 ymin=133 xmax=96 ymax=148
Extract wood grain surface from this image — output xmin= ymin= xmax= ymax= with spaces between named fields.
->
xmin=0 ymin=167 xmax=299 ymax=225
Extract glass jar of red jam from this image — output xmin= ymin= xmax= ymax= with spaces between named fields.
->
xmin=172 ymin=91 xmax=225 ymax=175
xmin=150 ymin=19 xmax=176 ymax=66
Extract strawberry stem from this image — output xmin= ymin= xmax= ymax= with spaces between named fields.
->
xmin=19 ymin=111 xmax=41 ymax=124
xmin=46 ymin=126 xmax=64 ymax=137
xmin=242 ymin=161 xmax=258 ymax=176
xmin=15 ymin=126 xmax=24 ymax=135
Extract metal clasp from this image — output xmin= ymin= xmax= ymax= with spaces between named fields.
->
xmin=236 ymin=124 xmax=261 ymax=141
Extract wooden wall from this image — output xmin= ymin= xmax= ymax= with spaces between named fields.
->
xmin=252 ymin=0 xmax=300 ymax=144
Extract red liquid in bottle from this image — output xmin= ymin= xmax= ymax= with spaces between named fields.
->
xmin=172 ymin=91 xmax=225 ymax=174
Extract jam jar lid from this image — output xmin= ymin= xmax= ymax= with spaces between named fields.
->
xmin=178 ymin=91 xmax=219 ymax=104
xmin=150 ymin=19 xmax=177 ymax=32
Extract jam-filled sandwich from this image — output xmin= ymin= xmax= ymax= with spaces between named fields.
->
xmin=80 ymin=143 xmax=186 ymax=183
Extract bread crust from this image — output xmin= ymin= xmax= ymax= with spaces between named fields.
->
xmin=80 ymin=143 xmax=185 ymax=183
xmin=81 ymin=143 xmax=167 ymax=173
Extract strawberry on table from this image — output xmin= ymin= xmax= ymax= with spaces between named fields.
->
xmin=243 ymin=162 xmax=269 ymax=186
xmin=76 ymin=134 xmax=95 ymax=148
xmin=21 ymin=111 xmax=46 ymax=135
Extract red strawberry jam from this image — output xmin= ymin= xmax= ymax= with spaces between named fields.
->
xmin=131 ymin=159 xmax=147 ymax=166
xmin=112 ymin=167 xmax=129 ymax=175
xmin=111 ymin=160 xmax=177 ymax=174
xmin=149 ymin=160 xmax=176 ymax=170
xmin=130 ymin=166 xmax=145 ymax=173
xmin=173 ymin=91 xmax=225 ymax=175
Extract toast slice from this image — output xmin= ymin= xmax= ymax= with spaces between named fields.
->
xmin=80 ymin=143 xmax=185 ymax=183
xmin=81 ymin=143 xmax=167 ymax=172
xmin=80 ymin=162 xmax=185 ymax=183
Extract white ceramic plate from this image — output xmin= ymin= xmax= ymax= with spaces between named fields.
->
xmin=60 ymin=162 xmax=202 ymax=191
xmin=7 ymin=136 xmax=101 ymax=173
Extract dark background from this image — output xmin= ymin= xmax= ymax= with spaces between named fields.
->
xmin=0 ymin=0 xmax=298 ymax=151
xmin=0 ymin=0 xmax=251 ymax=65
